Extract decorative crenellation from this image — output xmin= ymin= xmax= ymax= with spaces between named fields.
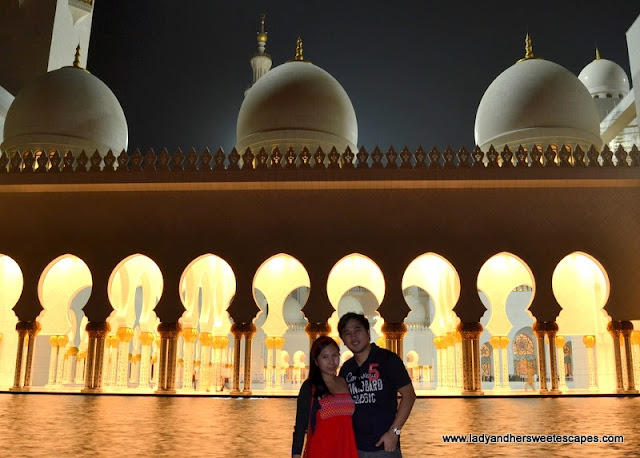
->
xmin=2 ymin=144 xmax=639 ymax=175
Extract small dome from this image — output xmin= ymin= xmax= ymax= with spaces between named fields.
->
xmin=2 ymin=66 xmax=128 ymax=155
xmin=474 ymin=59 xmax=602 ymax=151
xmin=236 ymin=61 xmax=357 ymax=153
xmin=578 ymin=58 xmax=630 ymax=97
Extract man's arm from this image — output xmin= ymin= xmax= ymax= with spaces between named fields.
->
xmin=375 ymin=382 xmax=416 ymax=450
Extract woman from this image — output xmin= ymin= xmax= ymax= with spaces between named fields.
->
xmin=292 ymin=336 xmax=358 ymax=458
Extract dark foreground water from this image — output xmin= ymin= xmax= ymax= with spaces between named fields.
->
xmin=0 ymin=394 xmax=637 ymax=457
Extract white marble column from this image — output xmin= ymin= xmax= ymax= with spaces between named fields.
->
xmin=54 ymin=337 xmax=69 ymax=386
xmin=75 ymin=352 xmax=86 ymax=384
xmin=490 ymin=336 xmax=501 ymax=390
xmin=181 ymin=328 xmax=198 ymax=391
xmin=583 ymin=335 xmax=598 ymax=390
xmin=435 ymin=337 xmax=444 ymax=390
xmin=63 ymin=348 xmax=78 ymax=384
xmin=556 ymin=336 xmax=567 ymax=390
xmin=446 ymin=335 xmax=455 ymax=389
xmin=129 ymin=356 xmax=139 ymax=384
xmin=138 ymin=332 xmax=154 ymax=389
xmin=47 ymin=336 xmax=59 ymax=386
xmin=116 ymin=328 xmax=133 ymax=389
xmin=104 ymin=336 xmax=118 ymax=387
xmin=198 ymin=333 xmax=212 ymax=391
xmin=455 ymin=334 xmax=463 ymax=390
xmin=500 ymin=336 xmax=510 ymax=391
xmin=265 ymin=337 xmax=274 ymax=390
xmin=274 ymin=337 xmax=285 ymax=389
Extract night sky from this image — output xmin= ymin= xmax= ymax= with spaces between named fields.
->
xmin=87 ymin=1 xmax=639 ymax=153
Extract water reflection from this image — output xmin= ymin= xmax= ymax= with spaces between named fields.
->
xmin=0 ymin=395 xmax=637 ymax=456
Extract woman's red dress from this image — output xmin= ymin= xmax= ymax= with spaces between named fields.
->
xmin=304 ymin=393 xmax=359 ymax=457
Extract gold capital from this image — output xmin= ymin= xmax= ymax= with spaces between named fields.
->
xmin=117 ymin=327 xmax=134 ymax=342
xmin=182 ymin=327 xmax=199 ymax=343
xmin=139 ymin=332 xmax=155 ymax=346
xmin=583 ymin=335 xmax=596 ymax=348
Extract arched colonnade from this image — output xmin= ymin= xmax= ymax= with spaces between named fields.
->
xmin=0 ymin=249 xmax=638 ymax=395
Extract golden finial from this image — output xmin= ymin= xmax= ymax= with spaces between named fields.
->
xmin=73 ymin=44 xmax=81 ymax=68
xmin=595 ymin=46 xmax=601 ymax=60
xmin=295 ymin=36 xmax=304 ymax=61
xmin=524 ymin=33 xmax=534 ymax=59
xmin=516 ymin=33 xmax=541 ymax=63
xmin=257 ymin=13 xmax=267 ymax=43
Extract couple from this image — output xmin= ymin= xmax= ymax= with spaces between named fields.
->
xmin=292 ymin=312 xmax=416 ymax=457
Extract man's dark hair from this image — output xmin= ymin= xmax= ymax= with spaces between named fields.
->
xmin=337 ymin=312 xmax=370 ymax=337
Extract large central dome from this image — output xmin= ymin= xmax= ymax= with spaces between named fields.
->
xmin=474 ymin=58 xmax=602 ymax=151
xmin=236 ymin=61 xmax=358 ymax=154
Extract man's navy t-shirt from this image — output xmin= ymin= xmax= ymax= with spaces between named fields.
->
xmin=339 ymin=343 xmax=412 ymax=452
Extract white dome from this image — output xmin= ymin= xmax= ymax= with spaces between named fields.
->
xmin=474 ymin=59 xmax=602 ymax=151
xmin=578 ymin=58 xmax=630 ymax=97
xmin=236 ymin=61 xmax=357 ymax=153
xmin=2 ymin=66 xmax=128 ymax=155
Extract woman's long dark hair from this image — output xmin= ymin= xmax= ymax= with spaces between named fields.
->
xmin=308 ymin=335 xmax=339 ymax=400
xmin=307 ymin=336 xmax=340 ymax=434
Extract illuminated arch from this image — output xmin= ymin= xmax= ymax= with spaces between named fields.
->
xmin=0 ymin=255 xmax=23 ymax=388
xmin=327 ymin=254 xmax=385 ymax=312
xmin=327 ymin=254 xmax=385 ymax=339
xmin=554 ymin=252 xmax=610 ymax=335
xmin=108 ymin=254 xmax=163 ymax=332
xmin=253 ymin=254 xmax=310 ymax=337
xmin=38 ymin=254 xmax=92 ymax=338
xmin=180 ymin=254 xmax=236 ymax=334
xmin=477 ymin=252 xmax=535 ymax=337
xmin=402 ymin=253 xmax=460 ymax=336
xmin=0 ymin=254 xmax=23 ymax=313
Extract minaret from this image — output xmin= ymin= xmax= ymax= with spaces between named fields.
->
xmin=246 ymin=14 xmax=272 ymax=96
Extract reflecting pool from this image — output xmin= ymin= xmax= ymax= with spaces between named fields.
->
xmin=0 ymin=394 xmax=637 ymax=457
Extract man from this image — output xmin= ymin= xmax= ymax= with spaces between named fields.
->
xmin=338 ymin=312 xmax=416 ymax=457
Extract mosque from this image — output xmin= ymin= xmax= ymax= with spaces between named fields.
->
xmin=1 ymin=1 xmax=640 ymax=397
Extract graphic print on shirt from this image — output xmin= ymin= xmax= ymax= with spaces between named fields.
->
xmin=345 ymin=363 xmax=384 ymax=405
